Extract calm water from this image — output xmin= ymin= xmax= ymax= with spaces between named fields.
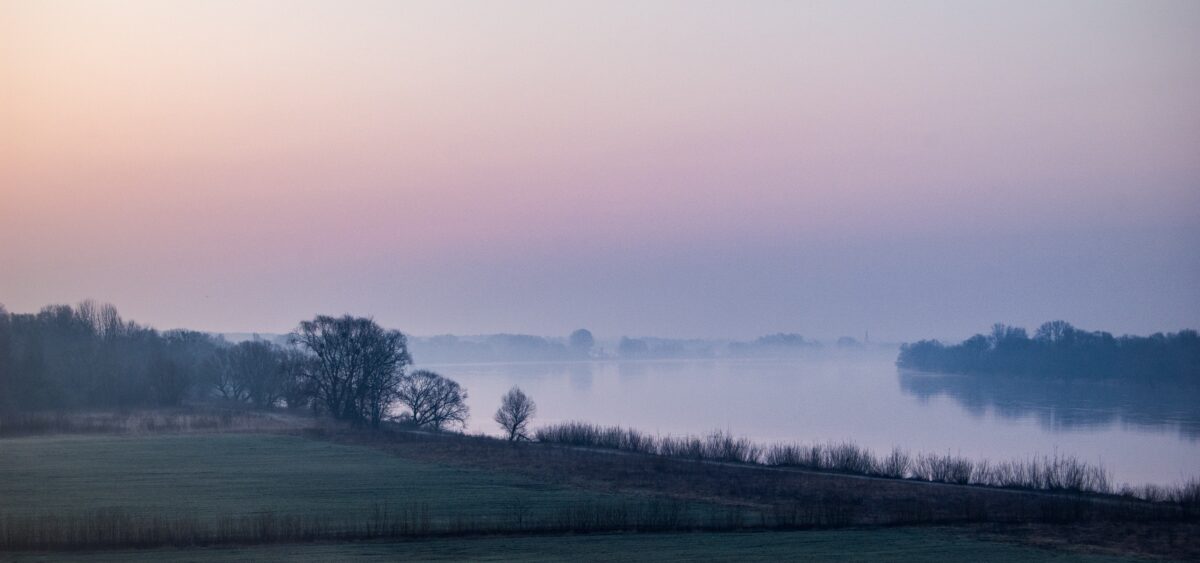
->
xmin=423 ymin=350 xmax=1200 ymax=487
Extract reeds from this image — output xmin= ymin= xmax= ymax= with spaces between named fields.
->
xmin=658 ymin=433 xmax=763 ymax=464
xmin=533 ymin=422 xmax=1182 ymax=501
xmin=531 ymin=423 xmax=763 ymax=464
xmin=969 ymin=454 xmax=1111 ymax=492
xmin=531 ymin=421 xmax=659 ymax=453
xmin=762 ymin=442 xmax=877 ymax=475
xmin=1118 ymin=478 xmax=1200 ymax=517
xmin=911 ymin=453 xmax=974 ymax=485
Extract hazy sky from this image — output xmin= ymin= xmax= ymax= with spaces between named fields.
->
xmin=2 ymin=0 xmax=1198 ymax=341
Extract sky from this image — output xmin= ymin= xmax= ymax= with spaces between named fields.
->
xmin=1 ymin=0 xmax=1198 ymax=342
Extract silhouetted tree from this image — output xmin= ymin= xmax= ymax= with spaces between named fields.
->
xmin=290 ymin=315 xmax=411 ymax=427
xmin=75 ymin=300 xmax=125 ymax=340
xmin=569 ymin=329 xmax=595 ymax=355
xmin=1035 ymin=320 xmax=1076 ymax=344
xmin=727 ymin=333 xmax=820 ymax=357
xmin=208 ymin=346 xmax=247 ymax=402
xmin=494 ymin=386 xmax=536 ymax=440
xmin=152 ymin=330 xmax=214 ymax=406
xmin=148 ymin=355 xmax=190 ymax=406
xmin=395 ymin=370 xmax=469 ymax=430
xmin=618 ymin=337 xmax=649 ymax=358
xmin=279 ymin=347 xmax=315 ymax=411
xmin=224 ymin=340 xmax=288 ymax=408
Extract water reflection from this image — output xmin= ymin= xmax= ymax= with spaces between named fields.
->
xmin=421 ymin=356 xmax=1199 ymax=484
xmin=899 ymin=371 xmax=1200 ymax=440
xmin=566 ymin=363 xmax=594 ymax=391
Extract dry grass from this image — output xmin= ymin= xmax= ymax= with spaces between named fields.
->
xmin=0 ymin=407 xmax=319 ymax=437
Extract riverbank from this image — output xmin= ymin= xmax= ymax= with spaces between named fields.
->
xmin=2 ymin=408 xmax=1196 ymax=560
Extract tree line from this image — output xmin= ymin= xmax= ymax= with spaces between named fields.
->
xmin=0 ymin=302 xmax=538 ymax=435
xmin=897 ymin=321 xmax=1199 ymax=380
xmin=408 ymin=329 xmax=595 ymax=363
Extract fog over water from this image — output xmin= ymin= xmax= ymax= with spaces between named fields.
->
xmin=426 ymin=353 xmax=1200 ymax=487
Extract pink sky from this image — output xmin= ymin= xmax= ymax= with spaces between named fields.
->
xmin=1 ymin=1 xmax=1198 ymax=340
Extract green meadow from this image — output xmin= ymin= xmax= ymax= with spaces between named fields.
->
xmin=0 ymin=431 xmax=1169 ymax=561
xmin=0 ymin=433 xmax=625 ymax=522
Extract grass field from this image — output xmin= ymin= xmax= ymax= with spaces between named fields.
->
xmin=0 ymin=429 xmax=1190 ymax=560
xmin=0 ymin=433 xmax=646 ymax=522
xmin=4 ymin=529 xmax=1156 ymax=562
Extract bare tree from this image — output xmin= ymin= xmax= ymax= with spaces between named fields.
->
xmin=395 ymin=370 xmax=469 ymax=430
xmin=290 ymin=315 xmax=411 ymax=427
xmin=207 ymin=347 xmax=248 ymax=402
xmin=279 ymin=347 xmax=315 ymax=411
xmin=1035 ymin=320 xmax=1076 ymax=343
xmin=493 ymin=386 xmax=536 ymax=441
xmin=75 ymin=300 xmax=126 ymax=340
xmin=230 ymin=340 xmax=287 ymax=408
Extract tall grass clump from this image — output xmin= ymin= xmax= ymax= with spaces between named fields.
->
xmin=912 ymin=453 xmax=973 ymax=484
xmin=878 ymin=448 xmax=912 ymax=479
xmin=658 ymin=432 xmax=763 ymax=464
xmin=763 ymin=443 xmax=824 ymax=468
xmin=763 ymin=442 xmax=879 ymax=475
xmin=532 ymin=421 xmax=658 ymax=454
xmin=534 ymin=423 xmax=766 ymax=464
xmin=1118 ymin=478 xmax=1200 ymax=517
xmin=1177 ymin=478 xmax=1200 ymax=517
xmin=974 ymin=454 xmax=1111 ymax=493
